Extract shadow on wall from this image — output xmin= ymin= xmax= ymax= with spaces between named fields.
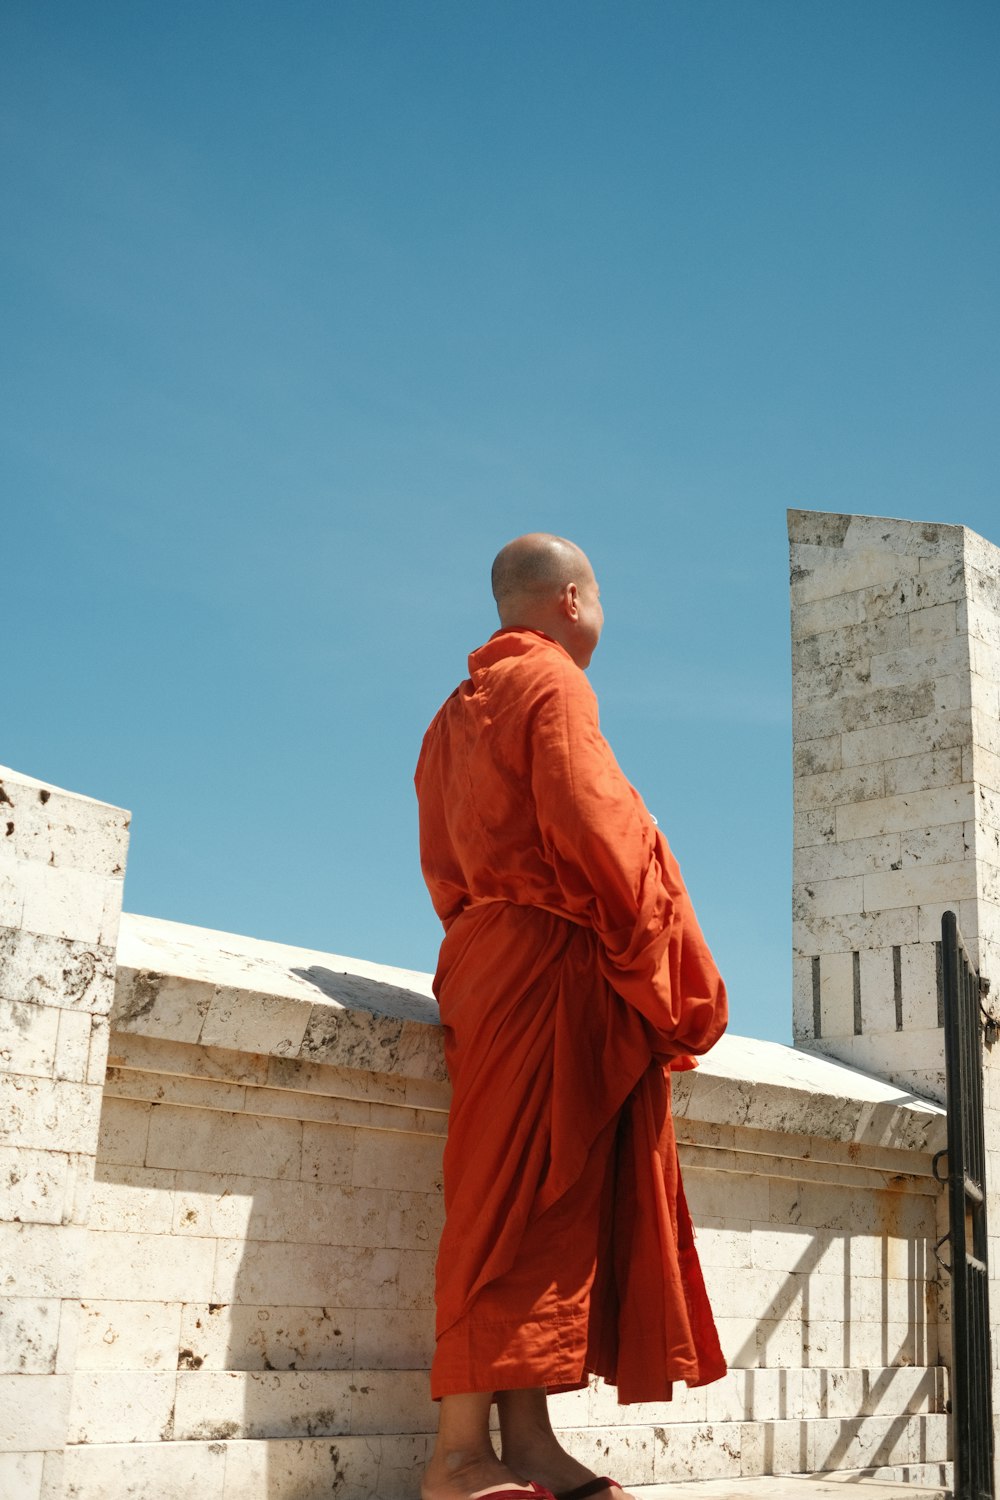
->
xmin=291 ymin=968 xmax=439 ymax=1025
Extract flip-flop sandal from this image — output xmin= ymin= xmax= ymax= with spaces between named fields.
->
xmin=555 ymin=1481 xmax=622 ymax=1500
xmin=471 ymin=1486 xmax=559 ymax=1500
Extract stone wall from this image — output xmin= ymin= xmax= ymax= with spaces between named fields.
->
xmin=60 ymin=915 xmax=948 ymax=1498
xmin=0 ymin=768 xmax=129 ymax=1500
xmin=788 ymin=508 xmax=1000 ymax=1489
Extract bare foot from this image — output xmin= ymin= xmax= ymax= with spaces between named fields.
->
xmin=421 ymin=1452 xmax=542 ymax=1500
xmin=501 ymin=1433 xmax=636 ymax=1500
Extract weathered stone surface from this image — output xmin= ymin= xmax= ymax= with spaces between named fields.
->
xmin=0 ymin=930 xmax=116 ymax=1013
xmin=61 ymin=1439 xmax=226 ymax=1500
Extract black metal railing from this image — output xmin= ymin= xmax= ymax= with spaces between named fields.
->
xmin=933 ymin=910 xmax=995 ymax=1500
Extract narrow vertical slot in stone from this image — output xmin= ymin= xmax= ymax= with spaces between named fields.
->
xmin=852 ymin=951 xmax=862 ymax=1035
xmin=811 ymin=955 xmax=822 ymax=1039
xmin=893 ymin=945 xmax=903 ymax=1031
xmin=935 ymin=940 xmax=944 ymax=1027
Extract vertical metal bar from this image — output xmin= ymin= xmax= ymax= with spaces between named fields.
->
xmin=940 ymin=910 xmax=994 ymax=1499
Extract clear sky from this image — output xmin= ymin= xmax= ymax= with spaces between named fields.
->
xmin=2 ymin=1 xmax=997 ymax=1044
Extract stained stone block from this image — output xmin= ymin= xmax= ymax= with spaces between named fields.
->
xmin=212 ymin=1237 xmax=403 ymax=1309
xmin=975 ymin=744 xmax=1000 ymax=796
xmin=792 ymin=589 xmax=867 ymax=640
xmin=793 ymin=766 xmax=885 ymax=813
xmin=964 ymin=599 xmax=1000 ymax=651
xmin=199 ymin=986 xmax=312 ymax=1056
xmin=61 ymin=1439 xmax=227 ymax=1500
xmin=0 ymin=931 xmax=116 ymax=1013
xmin=900 ymin=820 xmax=971 ymax=866
xmin=299 ymin=1120 xmax=356 ymax=1185
xmin=218 ymin=1434 xmax=430 ymax=1500
xmin=0 ymin=1373 xmax=72 ymax=1450
xmin=87 ymin=1166 xmax=176 ymax=1236
xmin=795 ymin=834 xmax=902 ymax=883
xmin=0 ymin=1299 xmax=60 ymax=1375
xmin=111 ymin=971 xmax=215 ymax=1042
xmin=909 ymin=602 xmax=960 ymax=645
xmin=53 ymin=1010 xmax=95 ymax=1084
xmin=840 ymin=710 xmax=973 ymax=770
xmin=794 ymin=682 xmax=937 ymax=743
xmin=19 ymin=864 xmax=119 ymax=949
xmin=787 ymin=510 xmax=854 ymax=549
xmin=80 ymin=1230 xmax=217 ymax=1304
xmin=971 ymin=636 xmax=1000 ymax=684
xmin=0 ymin=999 xmax=60 ymax=1078
xmin=0 ymin=1076 xmax=104 ymax=1155
xmin=249 ymin=1085 xmax=374 ymax=1129
xmin=145 ymin=1104 xmax=301 ymax=1180
xmin=793 ymin=877 xmax=865 ymax=922
xmin=817 ymin=951 xmax=855 ymax=1039
xmin=792 ymin=658 xmax=875 ymax=705
xmin=836 ymin=785 xmax=975 ymax=841
xmin=0 ymin=1450 xmax=44 ymax=1498
xmin=0 ymin=871 xmax=22 ymax=928
xmin=856 ymin=949 xmax=895 ymax=1034
xmin=794 ymin=809 xmax=837 ymax=848
xmin=352 ymin=1125 xmax=444 ymax=1194
xmin=792 ymin=547 xmax=921 ymax=606
xmin=884 ymin=747 xmax=964 ymax=796
xmin=395 ymin=1247 xmax=436 ymax=1310
xmin=357 ymin=1308 xmax=435 ymax=1370
xmin=95 ymin=1096 xmax=151 ymax=1167
xmin=899 ymin=944 xmax=940 ymax=1031
xmin=66 ymin=1370 xmax=177 ymax=1444
xmin=650 ymin=1418 xmax=743 ymax=1481
xmin=791 ymin=615 xmax=909 ymax=671
xmin=170 ymin=1172 xmax=255 ymax=1239
xmin=172 ymin=1369 xmax=350 ymax=1441
xmin=0 ymin=1146 xmax=69 ymax=1226
xmin=870 ymin=641 xmax=967 ymax=693
xmin=792 ymin=735 xmax=844 ymax=777
xmin=105 ymin=1065 xmax=249 ymax=1114
xmin=863 ymin=860 xmax=978 ymax=912
xmin=178 ymin=1302 xmax=355 ymax=1372
xmin=75 ymin=1300 xmax=182 ymax=1372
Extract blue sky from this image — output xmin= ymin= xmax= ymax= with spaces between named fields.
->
xmin=3 ymin=1 xmax=997 ymax=1044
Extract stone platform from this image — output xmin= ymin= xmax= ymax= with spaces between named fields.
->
xmin=632 ymin=1477 xmax=948 ymax=1498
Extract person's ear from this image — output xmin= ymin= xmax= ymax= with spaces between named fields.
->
xmin=563 ymin=581 xmax=580 ymax=620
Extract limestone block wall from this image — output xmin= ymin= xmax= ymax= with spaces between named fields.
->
xmin=55 ymin=913 xmax=950 ymax=1499
xmin=789 ymin=508 xmax=1000 ymax=1488
xmin=0 ymin=766 xmax=129 ymax=1500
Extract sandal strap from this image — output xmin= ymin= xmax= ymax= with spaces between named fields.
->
xmin=556 ymin=1480 xmax=618 ymax=1500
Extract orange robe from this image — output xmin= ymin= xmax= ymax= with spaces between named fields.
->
xmin=415 ymin=627 xmax=728 ymax=1403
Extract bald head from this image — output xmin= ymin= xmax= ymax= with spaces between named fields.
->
xmin=490 ymin=532 xmax=604 ymax=669
xmin=491 ymin=533 xmax=589 ymax=611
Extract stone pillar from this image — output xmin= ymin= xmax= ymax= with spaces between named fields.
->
xmin=789 ymin=508 xmax=1000 ymax=1484
xmin=0 ymin=767 xmax=129 ymax=1498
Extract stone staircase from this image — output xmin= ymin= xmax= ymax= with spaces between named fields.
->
xmin=60 ymin=1362 xmax=951 ymax=1498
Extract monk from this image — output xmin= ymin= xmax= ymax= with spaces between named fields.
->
xmin=414 ymin=534 xmax=728 ymax=1500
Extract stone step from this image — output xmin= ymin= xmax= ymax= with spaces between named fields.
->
xmin=60 ymin=1436 xmax=953 ymax=1500
xmin=630 ymin=1479 xmax=949 ymax=1499
xmin=65 ymin=1364 xmax=948 ymax=1446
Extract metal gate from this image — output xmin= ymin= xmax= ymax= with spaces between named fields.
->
xmin=933 ymin=909 xmax=995 ymax=1500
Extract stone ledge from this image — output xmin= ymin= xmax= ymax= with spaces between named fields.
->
xmin=113 ymin=913 xmax=946 ymax=1156
xmin=113 ymin=913 xmax=445 ymax=1083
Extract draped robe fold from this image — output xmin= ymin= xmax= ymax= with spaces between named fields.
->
xmin=415 ymin=628 xmax=728 ymax=1402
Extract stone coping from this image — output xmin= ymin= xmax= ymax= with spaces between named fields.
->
xmin=114 ymin=913 xmax=946 ymax=1152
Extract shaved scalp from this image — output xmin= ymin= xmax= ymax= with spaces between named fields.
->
xmin=491 ymin=533 xmax=589 ymax=613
